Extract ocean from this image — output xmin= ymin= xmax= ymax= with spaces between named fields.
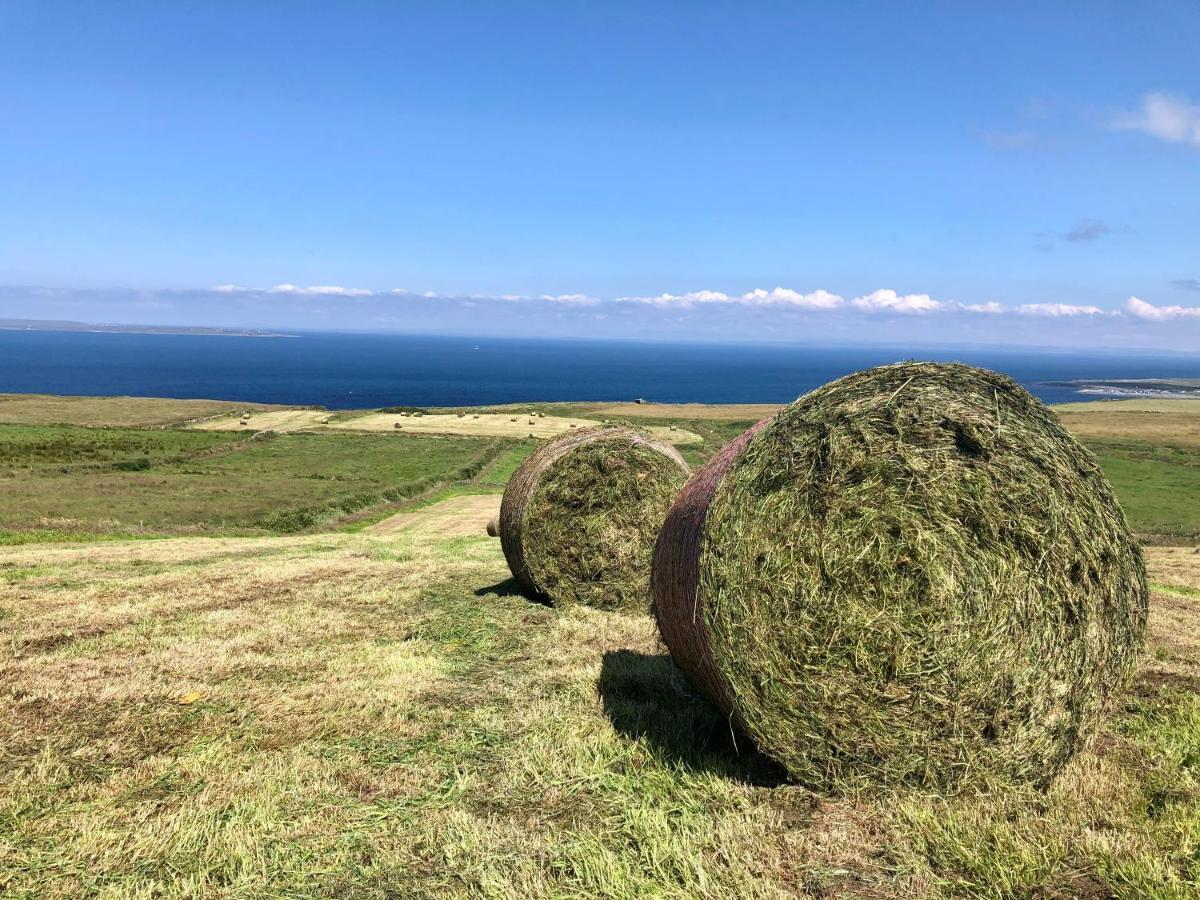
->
xmin=1 ymin=329 xmax=1198 ymax=409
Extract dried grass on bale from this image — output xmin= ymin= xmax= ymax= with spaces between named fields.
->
xmin=500 ymin=425 xmax=690 ymax=611
xmin=653 ymin=362 xmax=1148 ymax=791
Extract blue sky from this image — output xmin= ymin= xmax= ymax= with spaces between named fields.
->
xmin=2 ymin=2 xmax=1200 ymax=347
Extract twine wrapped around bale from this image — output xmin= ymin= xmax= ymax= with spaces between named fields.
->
xmin=653 ymin=362 xmax=1148 ymax=791
xmin=500 ymin=425 xmax=690 ymax=611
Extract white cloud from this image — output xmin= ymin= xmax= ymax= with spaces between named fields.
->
xmin=204 ymin=282 xmax=1162 ymax=324
xmin=539 ymin=293 xmax=598 ymax=304
xmin=617 ymin=287 xmax=845 ymax=308
xmin=265 ymin=283 xmax=372 ymax=296
xmin=961 ymin=301 xmax=1006 ymax=314
xmin=1125 ymin=296 xmax=1200 ymax=321
xmin=850 ymin=289 xmax=942 ymax=313
xmin=1017 ymin=303 xmax=1105 ymax=317
xmin=616 ymin=291 xmax=730 ymax=306
xmin=741 ymin=287 xmax=845 ymax=308
xmin=1112 ymin=91 xmax=1200 ymax=148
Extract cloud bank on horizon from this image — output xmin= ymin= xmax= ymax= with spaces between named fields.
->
xmin=5 ymin=282 xmax=1200 ymax=351
xmin=208 ymin=283 xmax=1200 ymax=322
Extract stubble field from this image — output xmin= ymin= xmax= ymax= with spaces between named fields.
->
xmin=0 ymin=392 xmax=1198 ymax=897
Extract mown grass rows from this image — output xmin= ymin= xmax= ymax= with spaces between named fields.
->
xmin=2 ymin=528 xmax=1197 ymax=897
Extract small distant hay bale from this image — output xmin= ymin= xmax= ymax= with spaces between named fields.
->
xmin=473 ymin=414 xmax=480 ymax=419
xmin=486 ymin=517 xmax=500 ymax=537
xmin=653 ymin=362 xmax=1148 ymax=791
xmin=457 ymin=412 xmax=465 ymax=418
xmin=528 ymin=419 xmax=536 ymax=425
xmin=669 ymin=425 xmax=677 ymax=431
xmin=394 ymin=422 xmax=403 ymax=429
xmin=510 ymin=417 xmax=517 ymax=422
xmin=538 ymin=412 xmax=545 ymax=418
xmin=500 ymin=425 xmax=690 ymax=611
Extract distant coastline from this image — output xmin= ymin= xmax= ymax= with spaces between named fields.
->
xmin=0 ymin=319 xmax=293 ymax=338
xmin=1042 ymin=378 xmax=1200 ymax=400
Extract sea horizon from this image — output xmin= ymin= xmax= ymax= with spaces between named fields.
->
xmin=2 ymin=327 xmax=1199 ymax=410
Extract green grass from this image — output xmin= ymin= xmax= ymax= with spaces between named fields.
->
xmin=0 ymin=423 xmax=243 ymax=468
xmin=0 ymin=426 xmax=506 ymax=538
xmin=0 ymin=393 xmax=1198 ymax=895
xmin=0 ymin=530 xmax=1196 ymax=897
xmin=1087 ymin=439 xmax=1200 ymax=540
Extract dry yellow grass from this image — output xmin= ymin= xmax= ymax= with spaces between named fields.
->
xmin=0 ymin=394 xmax=282 ymax=427
xmin=190 ymin=409 xmax=332 ymax=432
xmin=2 ymin=510 xmax=1197 ymax=896
xmin=331 ymin=411 xmax=600 ymax=438
xmin=584 ymin=401 xmax=783 ymax=421
xmin=368 ymin=494 xmax=501 ymax=537
xmin=1054 ymin=398 xmax=1200 ymax=448
xmin=322 ymin=412 xmax=704 ymax=446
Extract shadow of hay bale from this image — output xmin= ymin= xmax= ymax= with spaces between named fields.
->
xmin=474 ymin=577 xmax=551 ymax=606
xmin=598 ymin=650 xmax=786 ymax=787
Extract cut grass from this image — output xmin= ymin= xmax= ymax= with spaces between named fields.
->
xmin=0 ymin=428 xmax=506 ymax=539
xmin=0 ymin=525 xmax=1196 ymax=897
xmin=0 ymin=393 xmax=284 ymax=427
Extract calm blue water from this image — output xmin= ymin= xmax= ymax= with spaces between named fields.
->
xmin=1 ymin=329 xmax=1198 ymax=409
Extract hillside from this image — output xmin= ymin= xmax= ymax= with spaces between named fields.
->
xmin=1 ymin=394 xmax=1198 ymax=897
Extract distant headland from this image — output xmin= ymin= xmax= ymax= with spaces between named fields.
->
xmin=0 ymin=318 xmax=293 ymax=338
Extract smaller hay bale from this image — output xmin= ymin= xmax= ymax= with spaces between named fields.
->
xmin=486 ymin=517 xmax=500 ymax=538
xmin=537 ymin=412 xmax=545 ymax=418
xmin=499 ymin=425 xmax=689 ymax=611
xmin=510 ymin=417 xmax=517 ymax=422
xmin=457 ymin=412 xmax=465 ymax=418
xmin=394 ymin=422 xmax=403 ymax=429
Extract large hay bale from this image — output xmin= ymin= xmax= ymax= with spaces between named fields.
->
xmin=653 ymin=362 xmax=1147 ymax=791
xmin=500 ymin=425 xmax=690 ymax=611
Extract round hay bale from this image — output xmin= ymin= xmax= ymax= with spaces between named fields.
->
xmin=394 ymin=422 xmax=403 ymax=429
xmin=486 ymin=517 xmax=500 ymax=538
xmin=500 ymin=425 xmax=690 ymax=611
xmin=653 ymin=362 xmax=1148 ymax=791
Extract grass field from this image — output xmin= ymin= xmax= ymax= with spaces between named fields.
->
xmin=0 ymin=391 xmax=1198 ymax=897
xmin=1 ymin=503 xmax=1196 ymax=898
xmin=193 ymin=408 xmax=706 ymax=446
xmin=0 ymin=425 xmax=508 ymax=541
xmin=0 ymin=393 xmax=283 ymax=427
